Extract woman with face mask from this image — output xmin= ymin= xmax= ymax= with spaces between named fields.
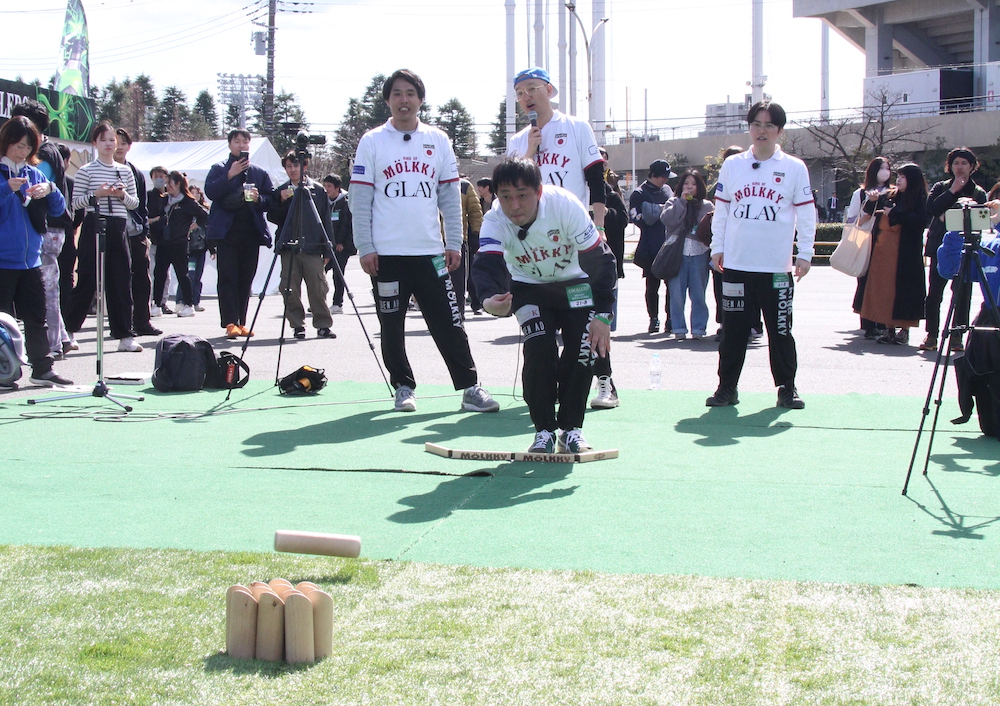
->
xmin=860 ymin=163 xmax=929 ymax=346
xmin=845 ymin=157 xmax=892 ymax=339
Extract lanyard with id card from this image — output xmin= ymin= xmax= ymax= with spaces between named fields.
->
xmin=566 ymin=282 xmax=594 ymax=308
xmin=431 ymin=255 xmax=449 ymax=278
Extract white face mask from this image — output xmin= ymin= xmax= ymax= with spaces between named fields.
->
xmin=153 ymin=178 xmax=166 ymax=190
xmin=877 ymin=169 xmax=890 ymax=185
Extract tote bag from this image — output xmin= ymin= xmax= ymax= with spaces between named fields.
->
xmin=830 ymin=204 xmax=874 ymax=277
xmin=651 ymin=233 xmax=684 ymax=281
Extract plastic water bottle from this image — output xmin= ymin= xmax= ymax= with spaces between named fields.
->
xmin=649 ymin=351 xmax=662 ymax=390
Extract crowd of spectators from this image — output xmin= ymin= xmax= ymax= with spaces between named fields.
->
xmin=4 ymin=86 xmax=1000 ymax=436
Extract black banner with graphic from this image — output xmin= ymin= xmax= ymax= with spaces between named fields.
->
xmin=0 ymin=78 xmax=96 ymax=143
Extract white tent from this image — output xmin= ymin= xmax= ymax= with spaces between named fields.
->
xmin=125 ymin=137 xmax=286 ymax=190
xmin=125 ymin=137 xmax=288 ymax=298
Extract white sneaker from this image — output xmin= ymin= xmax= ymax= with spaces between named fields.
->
xmin=590 ymin=376 xmax=620 ymax=409
xmin=329 ymin=304 xmax=343 ymax=315
xmin=117 ymin=337 xmax=143 ymax=352
xmin=394 ymin=385 xmax=416 ymax=412
xmin=176 ymin=305 xmax=195 ymax=317
xmin=527 ymin=430 xmax=555 ymax=453
xmin=150 ymin=305 xmax=162 ymax=318
xmin=557 ymin=428 xmax=592 ymax=454
xmin=461 ymin=384 xmax=500 ymax=412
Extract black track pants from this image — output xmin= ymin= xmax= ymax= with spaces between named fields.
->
xmin=512 ymin=280 xmax=594 ymax=432
xmin=64 ymin=214 xmax=134 ymax=339
xmin=717 ymin=269 xmax=797 ymax=389
xmin=372 ymin=255 xmax=478 ymax=391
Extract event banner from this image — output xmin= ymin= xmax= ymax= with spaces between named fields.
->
xmin=55 ymin=0 xmax=90 ymax=97
xmin=0 ymin=78 xmax=96 ymax=143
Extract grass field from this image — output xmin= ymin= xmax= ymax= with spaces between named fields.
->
xmin=2 ymin=544 xmax=999 ymax=705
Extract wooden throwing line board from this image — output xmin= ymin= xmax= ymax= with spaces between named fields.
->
xmin=424 ymin=442 xmax=618 ymax=464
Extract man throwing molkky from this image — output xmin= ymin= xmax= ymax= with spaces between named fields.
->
xmin=472 ymin=157 xmax=617 ymax=453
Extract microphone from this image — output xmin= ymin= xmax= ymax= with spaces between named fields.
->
xmin=752 ymin=162 xmax=760 ymax=170
xmin=403 ymin=133 xmax=411 ymax=142
xmin=528 ymin=110 xmax=538 ymax=127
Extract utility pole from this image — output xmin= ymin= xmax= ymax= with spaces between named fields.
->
xmin=265 ymin=0 xmax=276 ymax=137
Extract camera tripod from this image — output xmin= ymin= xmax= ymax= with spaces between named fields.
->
xmin=903 ymin=207 xmax=1000 ymax=495
xmin=29 ymin=197 xmax=144 ymax=413
xmin=226 ymin=133 xmax=391 ymax=402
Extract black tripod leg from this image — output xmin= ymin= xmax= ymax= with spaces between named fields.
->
xmin=276 ymin=263 xmax=291 ymax=385
xmin=225 ymin=246 xmax=282 ymax=403
xmin=904 ymin=256 xmax=963 ymax=495
xmin=327 ymin=253 xmax=394 ymax=396
xmin=922 ymin=336 xmax=954 ymax=477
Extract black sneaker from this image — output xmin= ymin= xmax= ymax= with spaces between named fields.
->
xmin=648 ymin=318 xmax=660 ymax=334
xmin=29 ymin=370 xmax=74 ymax=387
xmin=134 ymin=326 xmax=163 ymax=337
xmin=706 ymin=386 xmax=739 ymax=407
xmin=776 ymin=385 xmax=805 ymax=409
xmin=317 ymin=328 xmax=336 ymax=339
xmin=293 ymin=327 xmax=306 ymax=339
xmin=876 ymin=329 xmax=899 ymax=345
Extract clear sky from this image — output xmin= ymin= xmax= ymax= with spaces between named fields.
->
xmin=3 ymin=0 xmax=866 ymax=146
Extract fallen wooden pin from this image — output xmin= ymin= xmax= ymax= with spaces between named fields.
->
xmin=424 ymin=442 xmax=618 ymax=464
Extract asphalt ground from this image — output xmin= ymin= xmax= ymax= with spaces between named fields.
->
xmin=2 ymin=256 xmax=978 ymax=405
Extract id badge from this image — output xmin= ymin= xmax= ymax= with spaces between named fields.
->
xmin=431 ymin=255 xmax=448 ymax=278
xmin=330 ymin=211 xmax=340 ymax=222
xmin=566 ymin=282 xmax=594 ymax=308
xmin=773 ymin=273 xmax=791 ymax=289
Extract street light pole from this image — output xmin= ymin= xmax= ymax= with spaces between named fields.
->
xmin=565 ymin=3 xmax=608 ymax=140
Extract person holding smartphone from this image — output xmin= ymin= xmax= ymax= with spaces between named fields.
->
xmin=205 ymin=129 xmax=274 ymax=339
xmin=65 ymin=121 xmax=143 ymax=353
xmin=0 ymin=116 xmax=72 ymax=386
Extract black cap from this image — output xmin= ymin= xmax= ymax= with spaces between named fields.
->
xmin=649 ymin=159 xmax=676 ymax=179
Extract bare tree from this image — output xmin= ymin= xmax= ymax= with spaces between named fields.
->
xmin=789 ymin=87 xmax=944 ymax=191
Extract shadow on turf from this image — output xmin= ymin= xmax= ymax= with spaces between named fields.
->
xmin=905 ymin=474 xmax=1000 ymax=541
xmin=241 ymin=405 xmax=531 ymax=458
xmin=388 ymin=461 xmax=578 ymax=524
xmin=203 ymin=652 xmax=318 ymax=676
xmin=674 ymin=405 xmax=794 ymax=446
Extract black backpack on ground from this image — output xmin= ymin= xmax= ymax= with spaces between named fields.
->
xmin=152 ymin=334 xmax=248 ymax=392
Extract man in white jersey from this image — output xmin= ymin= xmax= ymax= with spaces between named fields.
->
xmin=472 ymin=158 xmax=617 ymax=454
xmin=351 ymin=69 xmax=498 ymax=414
xmin=708 ymin=100 xmax=815 ymax=409
xmin=507 ymin=67 xmax=621 ymax=410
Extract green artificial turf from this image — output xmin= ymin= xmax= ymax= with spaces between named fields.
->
xmin=1 ymin=381 xmax=997 ymax=589
xmin=1 ymin=545 xmax=998 ymax=706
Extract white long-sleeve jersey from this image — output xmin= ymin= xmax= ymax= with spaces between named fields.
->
xmin=711 ymin=146 xmax=815 ymax=272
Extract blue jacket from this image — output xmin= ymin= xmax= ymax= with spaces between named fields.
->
xmin=938 ymin=228 xmax=1000 ymax=301
xmin=204 ymin=155 xmax=274 ymax=246
xmin=0 ymin=163 xmax=66 ymax=269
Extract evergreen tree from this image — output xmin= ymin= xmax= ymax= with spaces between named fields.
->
xmin=151 ymin=86 xmax=189 ymax=142
xmin=487 ymin=99 xmax=528 ymax=155
xmin=95 ymin=79 xmax=128 ymax=126
xmin=268 ymin=90 xmax=309 ymax=155
xmin=94 ymin=74 xmax=158 ymax=140
xmin=223 ymin=103 xmax=243 ymax=133
xmin=433 ymin=98 xmax=477 ymax=158
xmin=331 ymin=74 xmax=390 ymax=173
xmin=193 ymin=91 xmax=220 ymax=138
